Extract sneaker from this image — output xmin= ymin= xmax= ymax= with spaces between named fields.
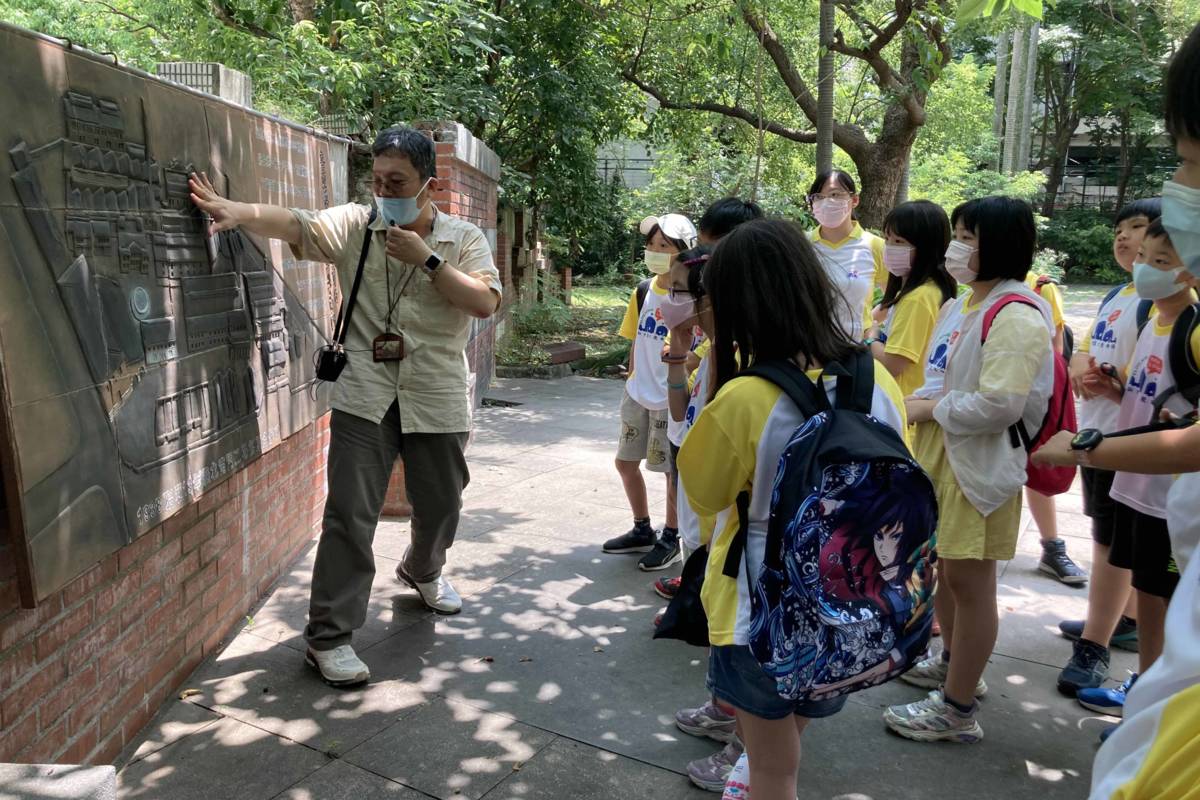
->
xmin=639 ymin=529 xmax=681 ymax=571
xmin=305 ymin=644 xmax=369 ymax=687
xmin=1039 ymin=539 xmax=1088 ymax=585
xmin=883 ymin=690 xmax=983 ymax=743
xmin=395 ymin=564 xmax=462 ymax=615
xmin=675 ymin=701 xmax=738 ymax=743
xmin=654 ymin=576 xmax=681 ymax=600
xmin=603 ymin=524 xmax=656 ymax=554
xmin=1099 ymin=722 xmax=1120 ymax=743
xmin=899 ymin=654 xmax=988 ymax=697
xmin=1058 ymin=616 xmax=1139 ymax=652
xmin=686 ymin=740 xmax=743 ymax=792
xmin=1078 ymin=673 xmax=1137 ymax=717
xmin=1057 ymin=638 xmax=1110 ymax=695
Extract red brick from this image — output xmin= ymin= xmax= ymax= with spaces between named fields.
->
xmin=0 ymin=594 xmax=62 ymax=651
xmin=2 ymin=656 xmax=66 ymax=729
xmin=183 ymin=560 xmax=218 ymax=606
xmin=121 ymin=576 xmax=161 ymax=630
xmin=60 ymin=720 xmax=98 ymax=765
xmin=35 ymin=599 xmax=94 ymax=661
xmin=97 ymin=625 xmax=145 ymax=681
xmin=142 ymin=536 xmax=182 ymax=580
xmin=118 ymin=698 xmax=153 ymax=751
xmin=93 ymin=728 xmax=124 ymax=766
xmin=161 ymin=502 xmax=200 ymax=543
xmin=38 ymin=664 xmax=97 ymax=731
xmin=215 ymin=547 xmax=241 ymax=580
xmin=19 ymin=716 xmax=66 ymax=763
xmin=61 ymin=560 xmax=109 ymax=608
xmin=185 ymin=608 xmax=217 ymax=652
xmin=66 ymin=614 xmax=121 ymax=673
xmin=144 ymin=640 xmax=183 ymax=692
xmin=118 ymin=530 xmax=161 ymax=572
xmin=94 ymin=568 xmax=140 ymax=620
xmin=145 ymin=594 xmax=182 ymax=642
xmin=0 ymin=640 xmax=36 ymax=692
xmin=0 ymin=709 xmax=37 ymax=761
xmin=199 ymin=527 xmax=232 ymax=566
xmin=181 ymin=513 xmax=216 ymax=555
xmin=201 ymin=571 xmax=235 ymax=616
xmin=99 ymin=676 xmax=145 ymax=737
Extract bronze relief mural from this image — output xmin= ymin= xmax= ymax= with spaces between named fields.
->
xmin=0 ymin=24 xmax=350 ymax=603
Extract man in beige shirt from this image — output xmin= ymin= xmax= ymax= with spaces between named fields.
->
xmin=190 ymin=126 xmax=501 ymax=686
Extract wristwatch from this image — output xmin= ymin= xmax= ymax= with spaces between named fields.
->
xmin=1070 ymin=428 xmax=1104 ymax=464
xmin=422 ymin=252 xmax=444 ymax=279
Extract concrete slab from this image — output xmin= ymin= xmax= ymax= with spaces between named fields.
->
xmin=176 ymin=632 xmax=427 ymax=757
xmin=269 ymin=760 xmax=426 ymax=800
xmin=481 ymin=737 xmax=712 ymax=800
xmin=117 ymin=716 xmax=327 ymax=799
xmin=0 ymin=764 xmax=117 ymax=800
xmin=342 ymin=698 xmax=556 ymax=800
xmin=125 ymin=700 xmax=223 ymax=765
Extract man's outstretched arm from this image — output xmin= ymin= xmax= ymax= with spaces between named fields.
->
xmin=189 ymin=172 xmax=301 ymax=245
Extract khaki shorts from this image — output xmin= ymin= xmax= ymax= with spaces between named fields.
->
xmin=617 ymin=390 xmax=673 ymax=473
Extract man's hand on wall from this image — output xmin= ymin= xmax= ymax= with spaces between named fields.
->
xmin=386 ymin=226 xmax=434 ymax=265
xmin=189 ymin=172 xmax=242 ymax=234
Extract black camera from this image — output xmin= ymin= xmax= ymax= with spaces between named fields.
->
xmin=316 ymin=345 xmax=348 ymax=382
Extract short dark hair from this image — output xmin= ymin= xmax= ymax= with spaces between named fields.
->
xmin=699 ymin=197 xmax=764 ymax=238
xmin=1165 ymin=22 xmax=1200 ymax=140
xmin=372 ymin=126 xmax=437 ymax=181
xmin=704 ymin=219 xmax=857 ymax=393
xmin=807 ymin=169 xmax=858 ymax=200
xmin=1115 ymin=197 xmax=1162 ymax=226
xmin=1144 ymin=217 xmax=1174 ymax=248
xmin=951 ymin=197 xmax=1036 ymax=282
xmin=881 ymin=200 xmax=956 ymax=308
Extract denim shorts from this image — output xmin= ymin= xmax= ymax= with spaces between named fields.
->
xmin=706 ymin=645 xmax=848 ymax=721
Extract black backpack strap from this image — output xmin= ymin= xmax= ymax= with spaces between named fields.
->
xmin=1168 ymin=304 xmax=1200 ymax=407
xmin=1137 ymin=299 xmax=1155 ymax=335
xmin=738 ymin=360 xmax=830 ymax=419
xmin=332 ymin=209 xmax=376 ymax=347
xmin=1101 ymin=284 xmax=1124 ymax=308
xmin=721 ymin=491 xmax=751 ymax=579
xmin=830 ymin=349 xmax=875 ymax=413
xmin=636 ymin=278 xmax=652 ymax=313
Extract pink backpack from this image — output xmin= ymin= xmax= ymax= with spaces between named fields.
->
xmin=981 ymin=294 xmax=1077 ymax=496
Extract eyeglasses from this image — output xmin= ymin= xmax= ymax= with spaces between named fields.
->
xmin=808 ymin=191 xmax=853 ymax=204
xmin=668 ymin=287 xmax=705 ymax=301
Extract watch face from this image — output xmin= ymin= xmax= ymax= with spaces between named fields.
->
xmin=1071 ymin=429 xmax=1102 ymax=451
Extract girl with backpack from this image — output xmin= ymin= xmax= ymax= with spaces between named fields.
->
xmin=886 ymin=196 xmax=1056 ymax=744
xmin=676 ymin=219 xmax=910 ymax=799
xmin=864 ymin=200 xmax=957 ymax=398
xmin=807 ymin=170 xmax=886 ymax=341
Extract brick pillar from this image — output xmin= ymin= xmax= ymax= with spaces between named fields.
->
xmin=381 ymin=461 xmax=412 ymax=518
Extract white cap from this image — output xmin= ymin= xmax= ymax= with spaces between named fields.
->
xmin=639 ymin=213 xmax=698 ymax=248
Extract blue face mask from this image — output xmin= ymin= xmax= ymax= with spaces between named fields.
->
xmin=1162 ymin=179 xmax=1200 ymax=278
xmin=1132 ymin=261 xmax=1187 ymax=301
xmin=375 ymin=178 xmax=431 ymax=226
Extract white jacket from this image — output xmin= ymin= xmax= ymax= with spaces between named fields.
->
xmin=933 ymin=279 xmax=1054 ymax=516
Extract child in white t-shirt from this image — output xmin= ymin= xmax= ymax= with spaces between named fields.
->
xmin=604 ymin=213 xmax=698 ymax=572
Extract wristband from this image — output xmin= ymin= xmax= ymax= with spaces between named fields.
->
xmin=661 ymin=353 xmax=688 ymax=365
xmin=668 ymin=381 xmax=688 ymax=390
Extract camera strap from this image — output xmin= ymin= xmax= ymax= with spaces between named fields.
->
xmin=331 ymin=208 xmax=377 ymax=348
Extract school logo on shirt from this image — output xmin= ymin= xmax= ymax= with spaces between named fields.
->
xmin=1127 ymin=354 xmax=1164 ymax=402
xmin=927 ymin=330 xmax=959 ymax=374
xmin=639 ymin=307 xmax=668 ymax=339
xmin=1093 ymin=311 xmax=1123 ymax=346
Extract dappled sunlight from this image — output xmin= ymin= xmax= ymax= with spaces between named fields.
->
xmin=1025 ymin=760 xmax=1082 ymax=782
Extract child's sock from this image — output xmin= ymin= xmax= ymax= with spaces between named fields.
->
xmin=661 ymin=526 xmax=679 ymax=541
xmin=634 ymin=516 xmax=652 ymax=530
xmin=944 ymin=693 xmax=975 ymax=714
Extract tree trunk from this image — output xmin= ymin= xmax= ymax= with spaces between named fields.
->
xmin=1114 ymin=114 xmax=1133 ymax=212
xmin=815 ymin=0 xmax=835 ymax=174
xmin=855 ymin=109 xmax=920 ymax=228
xmin=1002 ymin=20 xmax=1028 ymax=175
xmin=1016 ymin=22 xmax=1040 ymax=173
xmin=991 ymin=31 xmax=1010 ymax=169
xmin=1041 ymin=121 xmax=1077 ymax=216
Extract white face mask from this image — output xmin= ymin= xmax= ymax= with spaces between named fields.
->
xmin=883 ymin=244 xmax=914 ymax=277
xmin=1132 ymin=261 xmax=1187 ymax=301
xmin=944 ymin=240 xmax=978 ymax=285
xmin=1162 ymin=179 xmax=1200 ymax=278
xmin=644 ymin=250 xmax=673 ymax=275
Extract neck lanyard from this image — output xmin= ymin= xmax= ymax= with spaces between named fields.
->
xmin=384 ymin=256 xmax=420 ymax=333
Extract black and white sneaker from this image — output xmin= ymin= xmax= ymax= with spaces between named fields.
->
xmin=639 ymin=529 xmax=682 ymax=571
xmin=1039 ymin=538 xmax=1088 ymax=585
xmin=603 ymin=524 xmax=657 ymax=554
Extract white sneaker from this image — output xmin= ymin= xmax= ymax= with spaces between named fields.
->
xmin=899 ymin=654 xmax=987 ymax=697
xmin=305 ymin=644 xmax=369 ymax=686
xmin=396 ymin=564 xmax=462 ymax=615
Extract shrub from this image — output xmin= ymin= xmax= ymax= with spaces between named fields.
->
xmin=1038 ymin=208 xmax=1119 ymax=281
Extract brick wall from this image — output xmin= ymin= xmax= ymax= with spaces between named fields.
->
xmin=0 ymin=416 xmax=329 ymax=765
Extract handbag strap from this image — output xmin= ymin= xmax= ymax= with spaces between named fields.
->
xmin=331 ymin=209 xmax=377 ymax=347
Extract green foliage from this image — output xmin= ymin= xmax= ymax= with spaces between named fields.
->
xmin=912 ymin=56 xmax=998 ymax=167
xmin=1032 ymin=248 xmax=1067 ymax=281
xmin=958 ymin=0 xmax=1044 ymax=21
xmin=1038 ymin=207 xmax=1125 ymax=281
xmin=561 ymin=175 xmax=640 ymax=278
xmin=909 ymin=150 xmax=1045 ymax=213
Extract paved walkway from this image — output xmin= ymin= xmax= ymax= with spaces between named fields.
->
xmin=117 ymin=287 xmax=1124 ymax=799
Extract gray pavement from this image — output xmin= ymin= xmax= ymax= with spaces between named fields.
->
xmin=117 ymin=364 xmax=1127 ymax=799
